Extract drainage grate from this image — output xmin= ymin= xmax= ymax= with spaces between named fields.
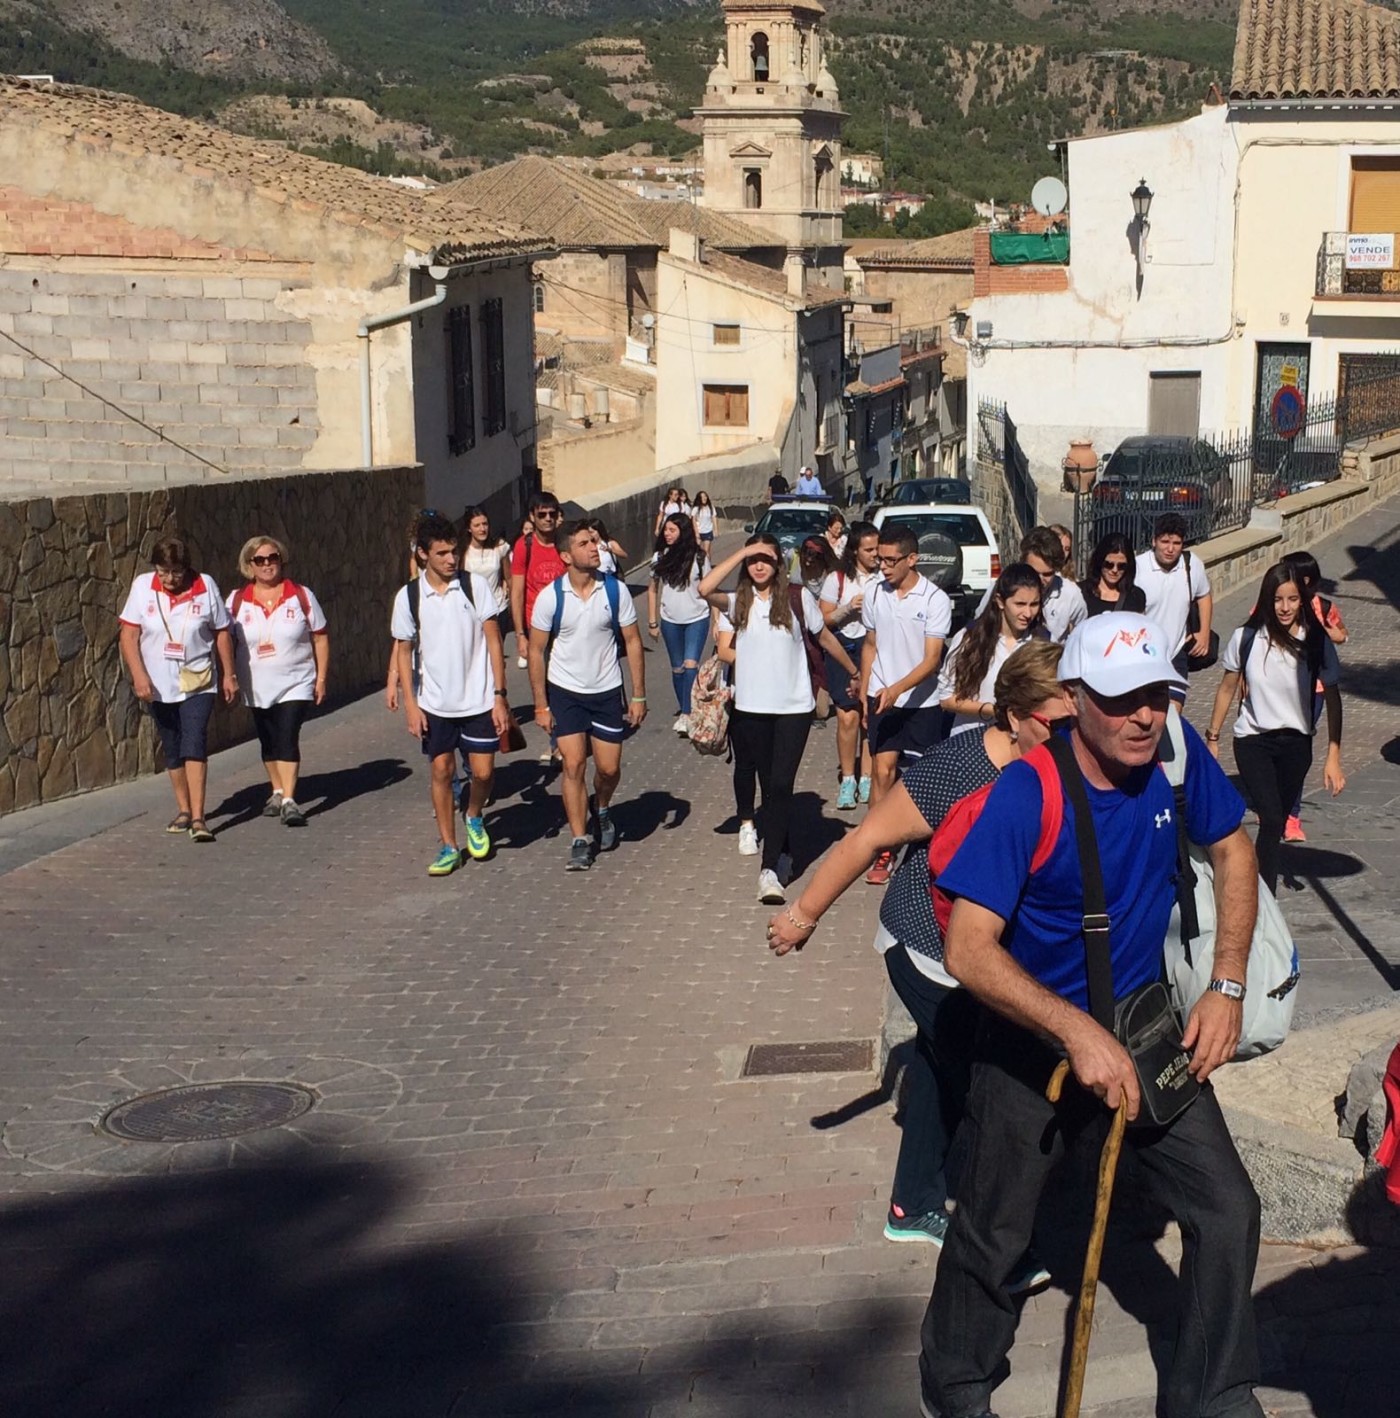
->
xmin=99 ymin=1081 xmax=317 ymax=1143
xmin=741 ymin=1040 xmax=874 ymax=1078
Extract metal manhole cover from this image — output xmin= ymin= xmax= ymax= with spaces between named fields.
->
xmin=99 ymin=1081 xmax=317 ymax=1143
xmin=741 ymin=1040 xmax=873 ymax=1078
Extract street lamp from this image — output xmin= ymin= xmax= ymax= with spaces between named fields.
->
xmin=1130 ymin=178 xmax=1153 ymax=224
xmin=1130 ymin=178 xmax=1153 ymax=297
xmin=949 ymin=308 xmax=969 ymax=341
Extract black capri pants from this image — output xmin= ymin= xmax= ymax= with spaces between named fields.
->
xmin=149 ymin=694 xmax=216 ymax=769
xmin=251 ymin=701 xmax=311 ymax=763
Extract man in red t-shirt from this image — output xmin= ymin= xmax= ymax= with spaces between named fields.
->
xmin=511 ymin=492 xmax=566 ymax=666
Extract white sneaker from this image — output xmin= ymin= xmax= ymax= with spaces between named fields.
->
xmin=673 ymin=714 xmax=689 ymax=736
xmin=757 ymin=868 xmax=785 ymax=904
xmin=516 ymin=654 xmax=528 ymax=669
xmin=738 ymin=822 xmax=760 ymax=856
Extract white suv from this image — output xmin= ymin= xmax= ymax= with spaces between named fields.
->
xmin=870 ymin=502 xmax=1002 ymax=629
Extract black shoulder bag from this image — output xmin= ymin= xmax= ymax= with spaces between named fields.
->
xmin=1045 ymin=735 xmax=1201 ymax=1127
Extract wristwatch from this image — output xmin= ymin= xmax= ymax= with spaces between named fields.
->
xmin=1207 ymin=978 xmax=1245 ymax=1000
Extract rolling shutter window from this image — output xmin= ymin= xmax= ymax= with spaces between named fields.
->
xmin=1349 ymin=158 xmax=1400 ymax=234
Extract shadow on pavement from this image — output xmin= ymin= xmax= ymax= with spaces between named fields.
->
xmin=1329 ymin=657 xmax=1400 ymax=708
xmin=0 ymin=1156 xmax=918 ymax=1418
xmin=609 ymin=788 xmax=690 ymax=840
xmin=208 ymin=758 xmax=413 ymax=829
xmin=1251 ymin=1175 xmax=1400 ymax=1417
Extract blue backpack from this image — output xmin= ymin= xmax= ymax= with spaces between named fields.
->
xmin=547 ymin=572 xmax=625 ymax=656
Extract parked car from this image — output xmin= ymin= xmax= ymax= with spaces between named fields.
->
xmin=1088 ymin=435 xmax=1231 ymax=546
xmin=870 ymin=503 xmax=1001 ymax=629
xmin=745 ymin=495 xmax=836 ymax=558
xmin=867 ymin=477 xmax=972 ymax=517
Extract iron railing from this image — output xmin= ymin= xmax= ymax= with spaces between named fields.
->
xmin=975 ymin=399 xmax=1037 ymax=539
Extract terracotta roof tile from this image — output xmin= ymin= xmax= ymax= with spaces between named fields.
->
xmin=686 ymin=247 xmax=850 ymax=309
xmin=439 ymin=156 xmax=784 ymax=251
xmin=0 ymin=76 xmax=551 ymax=262
xmin=1231 ymin=0 xmax=1400 ymax=100
xmin=849 ymin=227 xmax=977 ymax=269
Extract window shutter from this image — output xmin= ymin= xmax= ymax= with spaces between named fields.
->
xmin=1350 ymin=159 xmax=1400 ymax=238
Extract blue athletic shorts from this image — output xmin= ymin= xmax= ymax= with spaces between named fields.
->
xmin=548 ymin=684 xmax=627 ymax=743
xmin=867 ymin=697 xmax=943 ymax=761
xmin=422 ymin=710 xmax=498 ymax=759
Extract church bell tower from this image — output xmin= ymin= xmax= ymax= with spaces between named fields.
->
xmin=697 ymin=0 xmax=845 ymax=283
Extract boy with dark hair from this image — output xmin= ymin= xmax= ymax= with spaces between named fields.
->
xmin=511 ymin=492 xmax=566 ymax=668
xmin=391 ymin=512 xmax=511 ymax=876
xmin=1136 ymin=511 xmax=1212 ymax=700
xmin=860 ymin=524 xmax=951 ymax=884
xmin=1019 ymin=526 xmax=1086 ymax=643
xmin=529 ymin=521 xmax=647 ymax=871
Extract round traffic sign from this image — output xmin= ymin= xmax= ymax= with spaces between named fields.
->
xmin=1271 ymin=385 xmax=1305 ymax=439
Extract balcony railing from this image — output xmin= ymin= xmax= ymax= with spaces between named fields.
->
xmin=1316 ymin=231 xmax=1400 ymax=297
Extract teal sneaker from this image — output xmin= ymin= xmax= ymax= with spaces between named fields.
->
xmin=858 ymin=775 xmax=872 ymax=804
xmin=1007 ymin=1247 xmax=1052 ymax=1295
xmin=427 ymin=843 xmax=462 ymax=877
xmin=836 ymin=776 xmax=858 ymax=811
xmin=464 ymin=817 xmax=490 ymax=860
xmin=883 ymin=1205 xmax=950 ymax=1246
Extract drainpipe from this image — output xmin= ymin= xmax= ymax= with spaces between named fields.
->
xmin=358 ymin=275 xmax=449 ymax=469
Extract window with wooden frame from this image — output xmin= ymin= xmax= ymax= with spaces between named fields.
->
xmin=480 ymin=297 xmax=507 ymax=437
xmin=532 ymin=284 xmax=546 ymax=314
xmin=446 ymin=304 xmax=475 ymax=456
xmin=702 ymin=384 xmax=749 ymax=427
xmin=713 ymin=323 xmax=741 ymax=346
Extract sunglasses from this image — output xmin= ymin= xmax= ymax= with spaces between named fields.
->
xmin=532 ymin=509 xmax=560 ymax=520
xmin=1102 ymin=558 xmax=1128 ymax=571
xmin=1028 ymin=712 xmax=1072 ymax=732
xmin=251 ymin=553 xmax=281 ymax=566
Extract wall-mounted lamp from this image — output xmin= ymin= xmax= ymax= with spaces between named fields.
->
xmin=949 ymin=308 xmax=969 ymax=340
xmin=1131 ymin=178 xmax=1153 ymax=297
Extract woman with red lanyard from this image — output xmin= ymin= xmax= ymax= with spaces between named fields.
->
xmin=118 ymin=536 xmax=237 ymax=841
xmin=227 ymin=534 xmax=330 ymax=826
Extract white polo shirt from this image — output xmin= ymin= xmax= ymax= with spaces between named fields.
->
xmin=531 ymin=572 xmax=638 ymax=695
xmin=1041 ymin=576 xmax=1087 ymax=643
xmin=861 ymin=575 xmax=952 ymax=708
xmin=936 ymin=627 xmax=1040 ymax=735
xmin=227 ymin=581 xmax=328 ymax=708
xmin=1223 ymin=627 xmax=1340 ymax=738
xmin=1137 ymin=550 xmax=1210 ymax=657
xmin=717 ymin=589 xmax=823 ymax=715
xmin=820 ymin=567 xmax=879 ymax=642
xmin=390 ymin=572 xmax=494 ymax=718
xmin=650 ymin=551 xmax=711 ymax=625
xmin=118 ymin=571 xmax=229 ymax=703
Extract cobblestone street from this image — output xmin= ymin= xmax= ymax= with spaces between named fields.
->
xmin=2 ymin=503 xmax=1400 ymax=1416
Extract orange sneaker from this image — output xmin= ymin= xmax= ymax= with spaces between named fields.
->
xmin=1284 ymin=815 xmax=1306 ymax=842
xmin=866 ymin=850 xmax=894 ymax=886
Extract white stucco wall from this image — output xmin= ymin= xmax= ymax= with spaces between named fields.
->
xmin=968 ymin=102 xmax=1400 ymax=490
xmin=654 ymin=245 xmax=798 ymax=471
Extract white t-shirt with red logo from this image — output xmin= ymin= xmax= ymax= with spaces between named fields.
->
xmin=226 ymin=580 xmax=329 ymax=708
xmin=118 ymin=572 xmax=230 ymax=703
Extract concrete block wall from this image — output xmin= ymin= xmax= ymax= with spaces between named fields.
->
xmin=0 ymin=267 xmax=320 ymax=487
xmin=0 ymin=464 xmax=424 ymax=813
xmin=970 ymin=451 xmax=1023 ymax=562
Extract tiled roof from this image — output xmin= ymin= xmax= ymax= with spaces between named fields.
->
xmin=1230 ymin=0 xmax=1400 ymax=101
xmin=688 ymin=247 xmax=850 ymax=310
xmin=849 ymin=228 xmax=977 ymax=269
xmin=0 ymin=76 xmax=551 ymax=262
xmin=439 ymin=156 xmax=784 ymax=251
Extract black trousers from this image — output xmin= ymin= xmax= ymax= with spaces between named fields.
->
xmin=921 ymin=1020 xmax=1262 ymax=1418
xmin=251 ymin=701 xmax=311 ymax=763
xmin=729 ymin=709 xmax=811 ymax=870
xmin=1232 ymin=729 xmax=1312 ymax=894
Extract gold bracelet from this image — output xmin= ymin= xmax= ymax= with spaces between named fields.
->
xmin=785 ymin=906 xmax=818 ymax=933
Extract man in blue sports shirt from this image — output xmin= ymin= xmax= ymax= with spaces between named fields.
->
xmin=920 ymin=612 xmax=1264 ymax=1418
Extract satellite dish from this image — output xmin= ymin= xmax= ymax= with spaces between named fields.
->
xmin=1031 ymin=175 xmax=1068 ymax=218
xmin=641 ymin=313 xmax=655 ymax=329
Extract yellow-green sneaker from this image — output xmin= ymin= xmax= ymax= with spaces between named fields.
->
xmin=427 ymin=844 xmax=461 ymax=877
xmin=464 ymin=817 xmax=491 ymax=860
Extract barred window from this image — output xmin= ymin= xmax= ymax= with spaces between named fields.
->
xmin=481 ymin=297 xmax=507 ymax=437
xmin=446 ymin=304 xmax=475 ymax=456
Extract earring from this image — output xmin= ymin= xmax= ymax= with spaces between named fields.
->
xmin=1008 ymin=729 xmax=1019 ymax=742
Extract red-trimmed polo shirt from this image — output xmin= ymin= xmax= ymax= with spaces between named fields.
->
xmin=226 ymin=579 xmax=329 ymax=708
xmin=119 ymin=572 xmax=230 ymax=703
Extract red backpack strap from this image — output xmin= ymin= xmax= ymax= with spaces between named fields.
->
xmin=231 ymin=585 xmax=247 ymax=617
xmin=1021 ymin=744 xmax=1066 ymax=873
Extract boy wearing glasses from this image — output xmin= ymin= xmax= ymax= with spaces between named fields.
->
xmin=860 ymin=526 xmax=951 ymax=883
xmin=511 ymin=492 xmax=567 ymax=669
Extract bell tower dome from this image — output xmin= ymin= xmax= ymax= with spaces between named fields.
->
xmin=697 ymin=0 xmax=845 ymax=281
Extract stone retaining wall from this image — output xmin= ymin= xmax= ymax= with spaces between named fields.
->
xmin=971 ymin=451 xmax=1025 ymax=561
xmin=1 ymin=464 xmax=424 ymax=812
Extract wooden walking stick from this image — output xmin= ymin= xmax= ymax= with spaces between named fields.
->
xmin=1046 ymin=1058 xmax=1129 ymax=1418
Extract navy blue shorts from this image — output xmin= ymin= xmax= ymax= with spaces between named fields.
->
xmin=149 ymin=694 xmax=215 ymax=768
xmin=867 ymin=697 xmax=943 ymax=761
xmin=825 ymin=634 xmax=865 ymax=712
xmin=422 ymin=710 xmax=498 ymax=759
xmin=548 ymin=684 xmax=627 ymax=743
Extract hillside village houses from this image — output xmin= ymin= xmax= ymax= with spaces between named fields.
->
xmin=0 ymin=76 xmax=551 ymax=523
xmin=963 ymin=0 xmax=1400 ymax=489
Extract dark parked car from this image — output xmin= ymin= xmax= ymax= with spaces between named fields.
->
xmin=867 ymin=477 xmax=971 ymax=517
xmin=1088 ymin=436 xmax=1230 ymax=547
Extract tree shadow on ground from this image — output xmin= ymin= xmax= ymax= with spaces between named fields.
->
xmin=1250 ymin=1173 xmax=1400 ymax=1417
xmin=0 ymin=1156 xmax=918 ymax=1418
xmin=208 ymin=758 xmax=413 ymax=830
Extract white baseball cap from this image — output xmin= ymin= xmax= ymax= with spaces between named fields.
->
xmin=1058 ymin=612 xmax=1187 ymax=696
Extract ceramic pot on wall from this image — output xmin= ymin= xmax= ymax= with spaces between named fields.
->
xmin=1062 ymin=438 xmax=1098 ymax=494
